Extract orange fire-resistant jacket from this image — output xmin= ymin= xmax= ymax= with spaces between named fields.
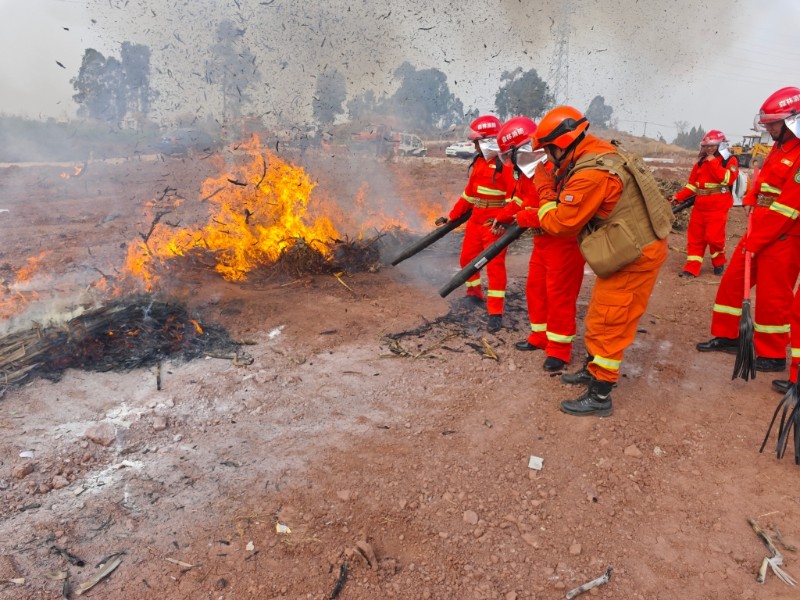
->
xmin=533 ymin=135 xmax=667 ymax=383
xmin=743 ymin=135 xmax=800 ymax=252
xmin=675 ymin=153 xmax=738 ymax=211
xmin=449 ymin=157 xmax=515 ymax=314
xmin=675 ymin=153 xmax=738 ymax=275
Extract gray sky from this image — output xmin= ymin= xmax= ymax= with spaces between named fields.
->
xmin=1 ymin=0 xmax=798 ymax=141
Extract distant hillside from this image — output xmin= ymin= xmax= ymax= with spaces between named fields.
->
xmin=593 ymin=127 xmax=695 ymax=158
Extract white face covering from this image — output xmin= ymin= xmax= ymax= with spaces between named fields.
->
xmin=513 ymin=143 xmax=547 ymax=178
xmin=786 ymin=114 xmax=800 ymax=138
xmin=478 ymin=137 xmax=500 ymax=161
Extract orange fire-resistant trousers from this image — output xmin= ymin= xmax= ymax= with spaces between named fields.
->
xmin=787 ymin=237 xmax=800 ymax=383
xmin=683 ymin=205 xmax=730 ymax=276
xmin=460 ymin=218 xmax=508 ymax=315
xmin=526 ymin=235 xmax=585 ymax=362
xmin=710 ymin=233 xmax=800 ymax=359
xmin=586 ymin=238 xmax=668 ymax=384
xmin=790 ymin=287 xmax=800 ymax=384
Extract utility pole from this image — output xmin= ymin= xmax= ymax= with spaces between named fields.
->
xmin=548 ymin=1 xmax=570 ymax=105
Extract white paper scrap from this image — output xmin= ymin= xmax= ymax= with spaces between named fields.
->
xmin=528 ymin=455 xmax=543 ymax=470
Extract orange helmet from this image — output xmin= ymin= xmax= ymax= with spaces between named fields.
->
xmin=758 ymin=87 xmax=800 ymax=124
xmin=497 ymin=116 xmax=537 ymax=153
xmin=700 ymin=130 xmax=726 ymax=146
xmin=467 ymin=115 xmax=501 ymax=140
xmin=533 ymin=106 xmax=589 ymax=150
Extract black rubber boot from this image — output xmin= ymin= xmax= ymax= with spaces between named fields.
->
xmin=487 ymin=314 xmax=502 ymax=333
xmin=560 ymin=355 xmax=593 ymax=385
xmin=695 ymin=337 xmax=738 ymax=354
xmin=772 ymin=379 xmax=791 ymax=394
xmin=543 ymin=356 xmax=567 ymax=372
xmin=560 ymin=379 xmax=614 ymax=417
xmin=755 ymin=357 xmax=787 ymax=372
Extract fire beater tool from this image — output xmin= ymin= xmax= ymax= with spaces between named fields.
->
xmin=732 ymin=211 xmax=756 ymax=381
xmin=759 ymin=381 xmax=800 ymax=465
xmin=672 ymin=196 xmax=695 ymax=213
xmin=438 ymin=223 xmax=526 ymax=298
xmin=390 ymin=210 xmax=471 ymax=266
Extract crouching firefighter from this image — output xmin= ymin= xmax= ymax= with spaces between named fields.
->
xmin=532 ymin=106 xmax=674 ymax=416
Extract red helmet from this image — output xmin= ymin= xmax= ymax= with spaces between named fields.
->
xmin=700 ymin=130 xmax=726 ymax=146
xmin=533 ymin=106 xmax=589 ymax=150
xmin=467 ymin=115 xmax=501 ymax=140
xmin=758 ymin=87 xmax=800 ymax=124
xmin=497 ymin=116 xmax=537 ymax=153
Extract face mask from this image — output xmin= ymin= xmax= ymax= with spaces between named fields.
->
xmin=786 ymin=114 xmax=800 ymax=138
xmin=513 ymin=143 xmax=546 ymax=178
xmin=478 ymin=138 xmax=500 ymax=161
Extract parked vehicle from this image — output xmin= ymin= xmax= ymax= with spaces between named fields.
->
xmin=445 ymin=140 xmax=477 ymax=159
xmin=396 ymin=133 xmax=427 ymax=157
xmin=729 ymin=131 xmax=772 ymax=168
xmin=157 ymin=128 xmax=215 ymax=157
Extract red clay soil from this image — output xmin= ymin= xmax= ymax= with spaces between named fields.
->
xmin=0 ymin=143 xmax=798 ymax=600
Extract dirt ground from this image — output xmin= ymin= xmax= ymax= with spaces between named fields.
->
xmin=1 ymin=141 xmax=799 ymax=600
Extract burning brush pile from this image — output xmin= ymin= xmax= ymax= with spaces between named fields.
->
xmin=0 ymin=296 xmax=240 ymax=391
xmin=122 ymin=136 xmax=412 ymax=287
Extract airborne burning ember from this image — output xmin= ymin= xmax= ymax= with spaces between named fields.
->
xmin=124 ymin=136 xmax=340 ymax=286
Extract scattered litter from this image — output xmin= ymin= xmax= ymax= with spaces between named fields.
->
xmin=18 ymin=450 xmax=34 ymax=459
xmin=50 ymin=546 xmax=86 ymax=567
xmin=528 ymin=456 xmax=544 ymax=471
xmin=749 ymin=517 xmax=797 ymax=586
xmin=275 ymin=523 xmax=291 ymax=534
xmin=653 ymin=446 xmax=666 ymax=457
xmin=566 ymin=565 xmax=612 ymax=599
xmin=268 ymin=325 xmax=285 ymax=339
xmin=246 ymin=541 xmax=255 ymax=551
xmin=328 ymin=561 xmax=348 ymax=599
xmin=75 ymin=554 xmax=122 ymax=596
xmin=479 ymin=337 xmax=498 ymax=360
xmin=165 ymin=558 xmax=195 ymax=568
xmin=0 ymin=209 xmax=9 ymax=214
xmin=0 ymin=578 xmax=24 ymax=585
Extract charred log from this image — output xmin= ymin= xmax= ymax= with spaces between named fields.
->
xmin=0 ymin=296 xmax=238 ymax=390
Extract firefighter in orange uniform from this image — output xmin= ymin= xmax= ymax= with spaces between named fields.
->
xmin=696 ymin=87 xmax=800 ymax=374
xmin=672 ymin=130 xmax=739 ymax=277
xmin=532 ymin=107 xmax=673 ymax=416
xmin=446 ymin=115 xmax=515 ymax=332
xmin=492 ymin=116 xmax=585 ymax=372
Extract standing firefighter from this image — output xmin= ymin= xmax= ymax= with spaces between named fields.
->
xmin=445 ymin=115 xmax=514 ymax=332
xmin=672 ymin=130 xmax=739 ymax=277
xmin=492 ymin=116 xmax=585 ymax=372
xmin=769 ymin=147 xmax=800 ymax=394
xmin=696 ymin=87 xmax=800 ymax=374
xmin=532 ymin=106 xmax=673 ymax=417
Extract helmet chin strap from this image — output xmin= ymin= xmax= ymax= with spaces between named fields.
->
xmin=549 ymin=132 xmax=585 ymax=168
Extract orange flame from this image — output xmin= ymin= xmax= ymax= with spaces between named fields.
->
xmin=59 ymin=165 xmax=84 ymax=180
xmin=124 ymin=136 xmax=338 ymax=286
